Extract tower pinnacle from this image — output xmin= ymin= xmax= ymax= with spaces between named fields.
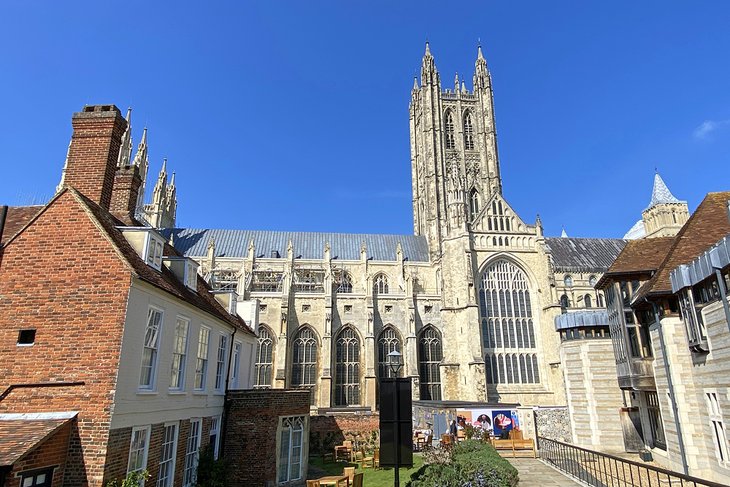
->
xmin=117 ymin=108 xmax=133 ymax=167
xmin=420 ymin=41 xmax=439 ymax=86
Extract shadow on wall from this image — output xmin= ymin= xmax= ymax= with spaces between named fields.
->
xmin=309 ymin=414 xmax=380 ymax=455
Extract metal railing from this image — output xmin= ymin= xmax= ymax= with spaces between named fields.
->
xmin=539 ymin=437 xmax=726 ymax=487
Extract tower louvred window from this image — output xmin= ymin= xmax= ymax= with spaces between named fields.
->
xmin=444 ymin=111 xmax=455 ymax=149
xmin=464 ymin=112 xmax=475 ymax=150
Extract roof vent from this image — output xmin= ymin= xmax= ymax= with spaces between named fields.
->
xmin=271 ymin=250 xmax=280 ymax=258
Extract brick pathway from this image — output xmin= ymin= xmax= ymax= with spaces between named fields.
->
xmin=507 ymin=457 xmax=584 ymax=486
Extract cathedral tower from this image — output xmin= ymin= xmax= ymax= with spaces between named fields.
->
xmin=409 ymin=43 xmax=502 ymax=260
xmin=641 ymin=173 xmax=689 ymax=238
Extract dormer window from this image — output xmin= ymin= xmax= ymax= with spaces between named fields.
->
xmin=185 ymin=260 xmax=198 ymax=290
xmin=146 ymin=235 xmax=164 ymax=270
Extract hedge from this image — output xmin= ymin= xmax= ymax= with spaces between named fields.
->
xmin=407 ymin=440 xmax=519 ymax=487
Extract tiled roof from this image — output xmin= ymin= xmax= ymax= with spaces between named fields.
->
xmin=71 ymin=192 xmax=255 ymax=336
xmin=636 ymin=192 xmax=730 ymax=300
xmin=0 ymin=417 xmax=71 ymax=466
xmin=1 ymin=206 xmax=43 ymax=245
xmin=3 ymin=190 xmax=254 ymax=336
xmin=163 ymin=228 xmax=431 ymax=262
xmin=601 ymin=237 xmax=675 ymax=277
xmin=544 ymin=237 xmax=627 ymax=273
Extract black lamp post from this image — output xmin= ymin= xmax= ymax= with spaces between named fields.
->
xmin=387 ymin=350 xmax=403 ymax=487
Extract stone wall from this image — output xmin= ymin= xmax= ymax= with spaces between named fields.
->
xmin=534 ymin=406 xmax=572 ymax=443
xmin=309 ymin=412 xmax=380 ymax=455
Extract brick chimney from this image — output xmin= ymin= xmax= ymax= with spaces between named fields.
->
xmin=110 ymin=164 xmax=143 ymax=222
xmin=62 ymin=105 xmax=127 ymax=209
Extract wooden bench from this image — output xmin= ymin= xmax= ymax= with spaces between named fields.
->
xmin=490 ymin=435 xmax=537 ymax=458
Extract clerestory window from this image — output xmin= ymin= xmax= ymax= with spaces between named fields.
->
xmin=463 ymin=111 xmax=475 ymax=150
xmin=373 ymin=274 xmax=389 ymax=295
xmin=444 ymin=111 xmax=455 ymax=149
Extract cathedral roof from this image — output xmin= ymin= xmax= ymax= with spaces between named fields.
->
xmin=544 ymin=237 xmax=627 ymax=273
xmin=164 ymin=228 xmax=431 ymax=262
xmin=623 ymin=220 xmax=646 ymax=240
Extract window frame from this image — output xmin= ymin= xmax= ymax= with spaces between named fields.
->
xmin=209 ymin=415 xmax=222 ymax=460
xmin=373 ymin=273 xmax=389 ymax=295
xmin=145 ymin=234 xmax=164 ymax=271
xmin=334 ymin=326 xmax=361 ymax=407
xmin=139 ymin=306 xmax=164 ymax=391
xmin=214 ymin=333 xmax=229 ymax=392
xmin=255 ymin=325 xmax=275 ymax=388
xmin=156 ymin=422 xmax=179 ymax=487
xmin=278 ymin=416 xmax=306 ymax=483
xmin=127 ymin=425 xmax=152 ymax=480
xmin=183 ymin=418 xmax=202 ymax=487
xmin=194 ymin=326 xmax=211 ymax=391
xmin=418 ymin=326 xmax=443 ymax=400
xmin=706 ymin=390 xmax=730 ymax=466
xmin=646 ymin=391 xmax=667 ymax=451
xmin=463 ymin=111 xmax=475 ymax=150
xmin=170 ymin=316 xmax=189 ymax=391
xmin=230 ymin=340 xmax=242 ymax=389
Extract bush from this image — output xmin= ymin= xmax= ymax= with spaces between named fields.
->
xmin=407 ymin=440 xmax=518 ymax=487
xmin=196 ymin=445 xmax=228 ymax=487
xmin=105 ymin=471 xmax=149 ymax=487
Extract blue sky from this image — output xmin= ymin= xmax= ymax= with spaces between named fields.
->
xmin=1 ymin=1 xmax=729 ymax=238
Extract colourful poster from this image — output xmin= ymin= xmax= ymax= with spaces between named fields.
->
xmin=492 ymin=410 xmax=514 ymax=437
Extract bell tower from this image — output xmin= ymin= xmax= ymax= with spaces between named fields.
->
xmin=409 ymin=43 xmax=502 ymax=260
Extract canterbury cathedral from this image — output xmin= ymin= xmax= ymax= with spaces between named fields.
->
xmin=114 ymin=44 xmax=688 ymax=413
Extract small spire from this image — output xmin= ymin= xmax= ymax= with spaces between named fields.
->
xmin=561 ymin=227 xmax=568 ymax=238
xmin=117 ymin=108 xmax=133 ymax=167
xmin=454 ymin=72 xmax=459 ymax=91
xmin=160 ymin=158 xmax=167 ymax=175
xmin=169 ymin=172 xmax=176 ymax=189
xmin=412 ymin=76 xmax=419 ymax=91
xmin=477 ymin=43 xmax=485 ymax=60
xmin=424 ymin=41 xmax=431 ymax=57
xmin=461 ymin=81 xmax=467 ymax=93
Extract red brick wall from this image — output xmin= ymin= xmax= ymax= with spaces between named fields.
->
xmin=103 ymin=417 xmax=216 ymax=487
xmin=63 ymin=105 xmax=127 ymax=210
xmin=309 ymin=413 xmax=380 ymax=454
xmin=3 ymin=422 xmax=72 ymax=487
xmin=0 ymin=192 xmax=132 ymax=486
xmin=224 ymin=390 xmax=310 ymax=487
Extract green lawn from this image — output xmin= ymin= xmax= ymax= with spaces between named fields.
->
xmin=309 ymin=454 xmax=424 ymax=487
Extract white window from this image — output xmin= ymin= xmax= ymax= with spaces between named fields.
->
xmin=230 ymin=341 xmax=242 ymax=389
xmin=706 ymin=391 xmax=730 ymax=465
xmin=185 ymin=261 xmax=198 ymax=290
xmin=128 ymin=426 xmax=151 ymax=480
xmin=170 ymin=317 xmax=189 ymax=390
xmin=140 ymin=307 xmax=163 ymax=390
xmin=195 ymin=327 xmax=210 ymax=390
xmin=210 ymin=416 xmax=221 ymax=460
xmin=156 ymin=422 xmax=178 ymax=487
xmin=278 ymin=416 xmax=305 ymax=483
xmin=373 ymin=274 xmax=389 ymax=295
xmin=215 ymin=334 xmax=228 ymax=391
xmin=183 ymin=419 xmax=202 ymax=487
xmin=146 ymin=235 xmax=164 ymax=270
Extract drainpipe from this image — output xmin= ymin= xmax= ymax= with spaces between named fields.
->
xmin=648 ymin=299 xmax=689 ymax=475
xmin=713 ymin=268 xmax=730 ymax=335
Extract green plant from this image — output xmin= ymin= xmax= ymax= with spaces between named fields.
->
xmin=196 ymin=445 xmax=228 ymax=487
xmin=407 ymin=440 xmax=518 ymax=487
xmin=105 ymin=470 xmax=149 ymax=487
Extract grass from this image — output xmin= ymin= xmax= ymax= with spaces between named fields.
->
xmin=309 ymin=453 xmax=424 ymax=487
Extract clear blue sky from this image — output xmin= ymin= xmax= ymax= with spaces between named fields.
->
xmin=1 ymin=1 xmax=729 ymax=238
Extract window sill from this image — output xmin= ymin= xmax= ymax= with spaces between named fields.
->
xmin=168 ymin=390 xmax=187 ymax=395
xmin=193 ymin=390 xmax=208 ymax=396
xmin=136 ymin=389 xmax=158 ymax=395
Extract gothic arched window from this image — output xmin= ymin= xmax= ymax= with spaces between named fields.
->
xmin=377 ymin=327 xmax=402 ymax=379
xmin=479 ymin=260 xmax=540 ymax=386
xmin=469 ymin=188 xmax=480 ymax=220
xmin=463 ymin=112 xmax=475 ymax=150
xmin=584 ymin=294 xmax=593 ymax=308
xmin=597 ymin=293 xmax=605 ymax=308
xmin=255 ymin=325 xmax=274 ymax=388
xmin=292 ymin=326 xmax=318 ymax=403
xmin=418 ymin=326 xmax=442 ymax=400
xmin=564 ymin=275 xmax=573 ymax=287
xmin=444 ymin=111 xmax=455 ymax=149
xmin=335 ymin=271 xmax=353 ymax=293
xmin=560 ymin=294 xmax=570 ymax=310
xmin=373 ymin=274 xmax=389 ymax=295
xmin=334 ymin=327 xmax=360 ymax=406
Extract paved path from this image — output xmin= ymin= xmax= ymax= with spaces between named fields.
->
xmin=507 ymin=457 xmax=584 ymax=486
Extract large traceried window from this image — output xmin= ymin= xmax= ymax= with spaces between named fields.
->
xmin=444 ymin=111 xmax=455 ymax=149
xmin=469 ymin=188 xmax=480 ymax=220
xmin=278 ymin=416 xmax=305 ymax=483
xmin=293 ymin=269 xmax=325 ymax=293
xmin=140 ymin=307 xmax=163 ymax=390
xmin=335 ymin=270 xmax=353 ymax=293
xmin=255 ymin=325 xmax=274 ymax=388
xmin=479 ymin=260 xmax=540 ymax=385
xmin=373 ymin=274 xmax=389 ymax=295
xmin=378 ymin=327 xmax=402 ymax=379
xmin=292 ymin=326 xmax=318 ymax=403
xmin=334 ymin=327 xmax=360 ymax=406
xmin=463 ymin=111 xmax=475 ymax=150
xmin=418 ymin=326 xmax=443 ymax=400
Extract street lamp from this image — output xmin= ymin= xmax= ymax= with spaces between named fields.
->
xmin=387 ymin=349 xmax=402 ymax=377
xmin=387 ymin=349 xmax=403 ymax=486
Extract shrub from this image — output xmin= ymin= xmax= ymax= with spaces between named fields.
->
xmin=105 ymin=471 xmax=149 ymax=487
xmin=196 ymin=445 xmax=228 ymax=487
xmin=407 ymin=440 xmax=518 ymax=487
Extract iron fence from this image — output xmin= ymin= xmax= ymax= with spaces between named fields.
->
xmin=538 ymin=437 xmax=726 ymax=487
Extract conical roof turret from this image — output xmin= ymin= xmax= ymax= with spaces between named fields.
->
xmin=646 ymin=172 xmax=684 ymax=210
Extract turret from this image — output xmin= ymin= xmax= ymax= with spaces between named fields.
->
xmin=641 ymin=172 xmax=689 ymax=238
xmin=132 ymin=127 xmax=149 ymax=219
xmin=420 ymin=42 xmax=439 ymax=86
xmin=117 ymin=108 xmax=133 ymax=168
xmin=473 ymin=44 xmax=490 ymax=91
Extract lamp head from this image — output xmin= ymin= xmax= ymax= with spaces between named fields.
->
xmin=387 ymin=349 xmax=403 ymax=375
